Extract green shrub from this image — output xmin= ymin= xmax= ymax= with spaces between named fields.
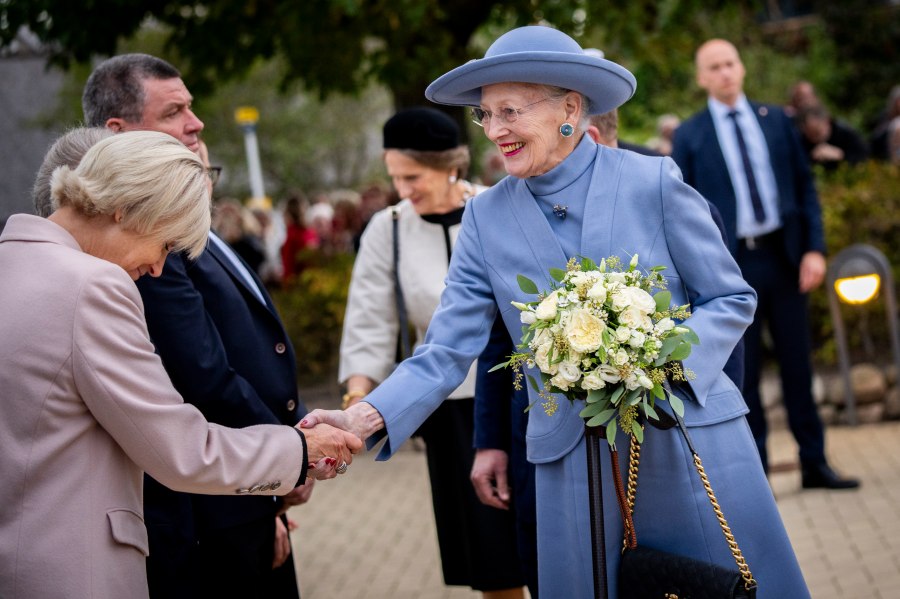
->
xmin=811 ymin=161 xmax=900 ymax=365
xmin=269 ymin=252 xmax=355 ymax=385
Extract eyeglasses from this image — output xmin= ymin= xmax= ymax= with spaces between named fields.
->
xmin=471 ymin=96 xmax=556 ymax=128
xmin=207 ymin=166 xmax=223 ymax=186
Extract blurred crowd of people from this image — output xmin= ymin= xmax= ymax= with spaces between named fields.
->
xmin=209 ymin=182 xmax=396 ymax=288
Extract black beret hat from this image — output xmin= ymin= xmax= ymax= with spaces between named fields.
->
xmin=382 ymin=107 xmax=460 ymax=151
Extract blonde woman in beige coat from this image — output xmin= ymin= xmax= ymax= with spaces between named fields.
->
xmin=0 ymin=130 xmax=360 ymax=599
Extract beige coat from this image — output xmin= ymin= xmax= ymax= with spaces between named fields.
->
xmin=0 ymin=215 xmax=304 ymax=599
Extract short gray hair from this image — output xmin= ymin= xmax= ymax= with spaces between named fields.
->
xmin=32 ymin=127 xmax=114 ymax=217
xmin=51 ymin=131 xmax=211 ymax=259
xmin=82 ymin=54 xmax=181 ymax=126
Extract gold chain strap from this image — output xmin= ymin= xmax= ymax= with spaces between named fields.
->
xmin=623 ymin=431 xmax=758 ymax=591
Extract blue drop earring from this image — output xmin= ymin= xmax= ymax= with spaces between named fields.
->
xmin=559 ymin=122 xmax=574 ymax=137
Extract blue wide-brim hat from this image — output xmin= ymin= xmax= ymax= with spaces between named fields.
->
xmin=425 ymin=26 xmax=636 ymax=115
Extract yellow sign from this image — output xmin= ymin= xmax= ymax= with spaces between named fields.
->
xmin=234 ymin=106 xmax=260 ymax=125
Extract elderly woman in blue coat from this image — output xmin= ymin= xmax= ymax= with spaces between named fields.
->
xmin=303 ymin=26 xmax=809 ymax=598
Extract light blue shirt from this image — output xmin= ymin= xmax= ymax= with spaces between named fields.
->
xmin=708 ymin=95 xmax=781 ymax=238
xmin=207 ymin=231 xmax=266 ymax=305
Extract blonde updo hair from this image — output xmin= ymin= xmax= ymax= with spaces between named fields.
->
xmin=50 ymin=130 xmax=211 ymax=259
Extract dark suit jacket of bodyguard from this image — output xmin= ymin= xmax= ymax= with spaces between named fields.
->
xmin=136 ymin=238 xmax=305 ymax=534
xmin=671 ymin=102 xmax=826 ymax=265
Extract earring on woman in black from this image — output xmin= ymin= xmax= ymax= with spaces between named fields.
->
xmin=559 ymin=122 xmax=574 ymax=137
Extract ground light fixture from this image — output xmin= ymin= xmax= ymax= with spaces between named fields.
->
xmin=826 ymin=244 xmax=900 ymax=425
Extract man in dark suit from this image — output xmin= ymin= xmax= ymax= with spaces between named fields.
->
xmin=672 ymin=39 xmax=858 ymax=490
xmin=83 ymin=54 xmax=311 ymax=598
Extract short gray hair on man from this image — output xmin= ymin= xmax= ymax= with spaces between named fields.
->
xmin=51 ymin=130 xmax=211 ymax=259
xmin=32 ymin=127 xmax=114 ymax=217
xmin=82 ymin=54 xmax=181 ymax=127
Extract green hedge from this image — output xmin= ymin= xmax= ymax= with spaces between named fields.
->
xmin=269 ymin=252 xmax=354 ymax=386
xmin=811 ymin=161 xmax=900 ymax=365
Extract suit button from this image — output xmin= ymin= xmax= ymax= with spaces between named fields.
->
xmin=286 ymin=399 xmax=297 ymax=412
xmin=275 ymin=342 xmax=286 ymax=354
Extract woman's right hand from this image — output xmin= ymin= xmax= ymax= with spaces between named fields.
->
xmin=299 ymin=423 xmax=362 ymax=479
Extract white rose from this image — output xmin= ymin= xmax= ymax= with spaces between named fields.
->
xmin=613 ymin=348 xmax=630 ymax=366
xmin=619 ymin=306 xmax=646 ymax=329
xmin=564 ymin=308 xmax=606 ymax=353
xmin=628 ymin=331 xmax=646 ymax=349
xmin=598 ymin=364 xmax=621 ymax=383
xmin=533 ymin=343 xmax=558 ymax=375
xmin=581 ymin=369 xmax=607 ymax=390
xmin=586 ymin=281 xmax=607 ymax=303
xmin=535 ymin=290 xmax=560 ymax=320
xmin=568 ymin=271 xmax=596 ymax=288
xmin=637 ymin=373 xmax=654 ymax=389
xmin=624 ymin=373 xmax=641 ymax=390
xmin=615 ymin=326 xmax=631 ymax=343
xmin=612 ymin=286 xmax=656 ymax=314
xmin=607 ymin=272 xmax=626 ymax=285
xmin=520 ymin=310 xmax=537 ymax=324
xmin=549 ymin=361 xmax=581 ymax=391
xmin=655 ymin=317 xmax=675 ymax=333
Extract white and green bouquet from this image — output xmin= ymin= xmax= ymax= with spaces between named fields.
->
xmin=493 ymin=255 xmax=698 ymax=448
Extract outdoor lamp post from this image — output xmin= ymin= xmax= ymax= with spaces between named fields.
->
xmin=826 ymin=243 xmax=900 ymax=425
xmin=234 ymin=106 xmax=268 ymax=207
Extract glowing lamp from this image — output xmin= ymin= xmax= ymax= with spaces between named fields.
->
xmin=834 ymin=274 xmax=880 ymax=305
xmin=826 ymin=244 xmax=899 ymax=425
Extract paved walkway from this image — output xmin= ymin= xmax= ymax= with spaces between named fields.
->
xmin=289 ymin=421 xmax=900 ymax=598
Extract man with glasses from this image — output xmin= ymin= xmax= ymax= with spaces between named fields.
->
xmin=83 ymin=54 xmax=311 ymax=598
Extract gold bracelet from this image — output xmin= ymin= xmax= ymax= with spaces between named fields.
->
xmin=341 ymin=389 xmax=367 ymax=410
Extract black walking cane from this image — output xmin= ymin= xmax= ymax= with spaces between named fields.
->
xmin=585 ymin=423 xmax=608 ymax=599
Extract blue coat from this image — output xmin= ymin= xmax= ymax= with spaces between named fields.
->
xmin=365 ymin=144 xmax=809 ymax=597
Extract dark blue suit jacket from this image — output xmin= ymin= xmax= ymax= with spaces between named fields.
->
xmin=671 ymin=102 xmax=826 ymax=267
xmin=137 ymin=238 xmax=305 ymax=534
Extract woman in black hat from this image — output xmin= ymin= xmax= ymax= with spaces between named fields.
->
xmin=338 ymin=107 xmax=526 ymax=599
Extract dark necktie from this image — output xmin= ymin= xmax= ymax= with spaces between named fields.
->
xmin=727 ymin=110 xmax=766 ymax=223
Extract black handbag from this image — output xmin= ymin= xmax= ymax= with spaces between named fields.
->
xmin=612 ymin=413 xmax=758 ymax=599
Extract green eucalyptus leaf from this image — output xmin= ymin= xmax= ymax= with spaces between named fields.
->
xmin=606 ymin=420 xmax=618 ymax=447
xmin=610 ymin=386 xmax=625 ymax=404
xmin=681 ymin=326 xmax=701 ymax=345
xmin=596 ymin=408 xmax=617 ymax=424
xmin=669 ymin=342 xmax=692 ymax=361
xmin=631 ymin=420 xmax=644 ymax=443
xmin=642 ymin=401 xmax=660 ymax=420
xmin=579 ymin=403 xmax=602 ymax=418
xmin=654 ymin=290 xmax=672 ymax=313
xmin=549 ymin=267 xmax=567 ymax=282
xmin=651 ymin=382 xmax=665 ymax=400
xmin=517 ymin=274 xmax=539 ymax=295
xmin=668 ymin=392 xmax=685 ymax=416
xmin=626 ymin=389 xmax=642 ymax=406
xmin=487 ymin=361 xmax=509 ymax=372
xmin=581 ymin=256 xmax=598 ymax=271
xmin=527 ymin=374 xmax=541 ymax=393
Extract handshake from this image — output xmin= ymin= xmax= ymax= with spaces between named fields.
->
xmin=294 ymin=401 xmax=385 ymax=480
